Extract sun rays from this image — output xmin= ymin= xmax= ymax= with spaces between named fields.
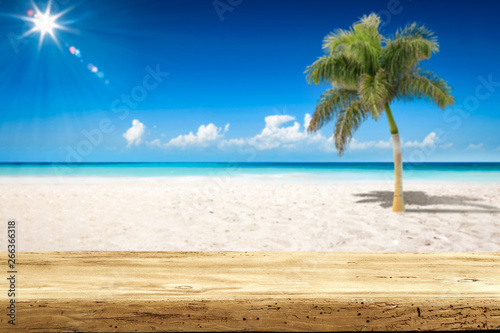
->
xmin=19 ymin=0 xmax=72 ymax=49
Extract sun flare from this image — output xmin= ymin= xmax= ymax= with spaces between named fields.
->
xmin=30 ymin=4 xmax=62 ymax=44
xmin=33 ymin=13 xmax=57 ymax=36
xmin=19 ymin=0 xmax=70 ymax=49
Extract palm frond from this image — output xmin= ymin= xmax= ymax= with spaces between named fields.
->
xmin=359 ymin=70 xmax=392 ymax=118
xmin=322 ymin=13 xmax=383 ymax=76
xmin=307 ymin=88 xmax=359 ymax=133
xmin=396 ymin=68 xmax=455 ymax=109
xmin=305 ymin=54 xmax=362 ymax=86
xmin=396 ymin=22 xmax=438 ymax=43
xmin=383 ymin=23 xmax=439 ymax=74
xmin=322 ymin=28 xmax=356 ymax=55
xmin=357 ymin=13 xmax=382 ymax=30
xmin=334 ymin=100 xmax=370 ymax=156
xmin=347 ymin=39 xmax=382 ymax=75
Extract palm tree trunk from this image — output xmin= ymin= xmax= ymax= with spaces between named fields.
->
xmin=384 ymin=104 xmax=405 ymax=212
xmin=391 ymin=133 xmax=405 ymax=212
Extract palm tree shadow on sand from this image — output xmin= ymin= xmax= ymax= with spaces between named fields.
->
xmin=354 ymin=191 xmax=500 ymax=213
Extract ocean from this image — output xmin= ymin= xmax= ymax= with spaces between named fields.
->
xmin=0 ymin=162 xmax=500 ymax=182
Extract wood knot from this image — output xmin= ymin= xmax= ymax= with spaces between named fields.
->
xmin=457 ymin=278 xmax=480 ymax=283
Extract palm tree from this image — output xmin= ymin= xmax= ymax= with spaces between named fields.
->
xmin=305 ymin=13 xmax=454 ymax=212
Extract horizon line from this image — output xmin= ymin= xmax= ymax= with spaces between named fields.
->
xmin=1 ymin=162 xmax=500 ymax=165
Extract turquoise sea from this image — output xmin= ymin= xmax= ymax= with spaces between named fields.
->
xmin=0 ymin=163 xmax=500 ymax=182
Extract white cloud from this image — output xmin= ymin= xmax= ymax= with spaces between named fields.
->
xmin=164 ymin=123 xmax=229 ymax=148
xmin=440 ymin=143 xmax=453 ymax=149
xmin=404 ymin=132 xmax=437 ymax=148
xmin=467 ymin=143 xmax=484 ymax=150
xmin=148 ymin=139 xmax=162 ymax=147
xmin=219 ymin=113 xmax=397 ymax=154
xmin=322 ymin=137 xmax=336 ymax=152
xmin=350 ymin=138 xmax=391 ymax=150
xmin=219 ymin=113 xmax=326 ymax=151
xmin=250 ymin=115 xmax=304 ymax=149
xmin=218 ymin=138 xmax=246 ymax=148
xmin=123 ymin=119 xmax=146 ymax=147
xmin=146 ymin=112 xmax=429 ymax=155
xmin=264 ymin=115 xmax=296 ymax=130
xmin=303 ymin=113 xmax=312 ymax=130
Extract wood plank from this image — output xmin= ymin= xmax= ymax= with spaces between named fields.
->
xmin=2 ymin=252 xmax=500 ymax=331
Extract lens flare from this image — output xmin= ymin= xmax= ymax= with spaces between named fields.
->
xmin=34 ymin=12 xmax=56 ymax=35
xmin=17 ymin=1 xmax=110 ymax=85
xmin=17 ymin=0 xmax=73 ymax=50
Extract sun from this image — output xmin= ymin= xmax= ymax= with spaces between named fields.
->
xmin=30 ymin=4 xmax=63 ymax=45
xmin=20 ymin=0 xmax=70 ymax=49
xmin=33 ymin=13 xmax=57 ymax=36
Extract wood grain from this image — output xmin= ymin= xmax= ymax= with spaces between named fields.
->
xmin=2 ymin=252 xmax=500 ymax=331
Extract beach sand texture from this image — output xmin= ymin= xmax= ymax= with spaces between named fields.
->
xmin=0 ymin=179 xmax=499 ymax=252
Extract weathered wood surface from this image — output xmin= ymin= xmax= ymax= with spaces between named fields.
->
xmin=2 ymin=251 xmax=500 ymax=332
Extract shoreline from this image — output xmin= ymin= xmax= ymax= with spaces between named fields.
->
xmin=1 ymin=175 xmax=500 ymax=184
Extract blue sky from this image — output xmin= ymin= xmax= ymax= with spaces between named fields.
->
xmin=0 ymin=0 xmax=499 ymax=162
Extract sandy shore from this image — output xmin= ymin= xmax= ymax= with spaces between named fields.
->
xmin=0 ymin=178 xmax=499 ymax=252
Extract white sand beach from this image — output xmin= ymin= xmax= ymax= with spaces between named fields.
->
xmin=1 ymin=178 xmax=499 ymax=252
